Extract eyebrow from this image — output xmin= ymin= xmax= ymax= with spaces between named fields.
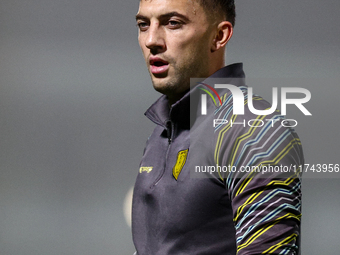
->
xmin=135 ymin=11 xmax=190 ymax=22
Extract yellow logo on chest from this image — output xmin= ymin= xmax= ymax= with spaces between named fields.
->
xmin=173 ymin=149 xmax=189 ymax=180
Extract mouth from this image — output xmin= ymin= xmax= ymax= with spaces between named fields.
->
xmin=149 ymin=57 xmax=169 ymax=75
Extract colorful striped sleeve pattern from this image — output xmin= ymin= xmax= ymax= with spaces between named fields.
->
xmin=214 ymin=89 xmax=303 ymax=254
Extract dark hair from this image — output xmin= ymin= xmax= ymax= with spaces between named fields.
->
xmin=198 ymin=0 xmax=236 ymax=26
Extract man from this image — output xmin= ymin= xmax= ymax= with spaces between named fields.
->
xmin=132 ymin=0 xmax=303 ymax=254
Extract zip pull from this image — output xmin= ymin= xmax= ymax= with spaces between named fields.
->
xmin=165 ymin=120 xmax=172 ymax=144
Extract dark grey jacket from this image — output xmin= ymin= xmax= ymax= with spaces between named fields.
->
xmin=132 ymin=63 xmax=303 ymax=255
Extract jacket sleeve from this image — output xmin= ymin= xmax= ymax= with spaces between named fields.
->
xmin=216 ymin=113 xmax=303 ymax=255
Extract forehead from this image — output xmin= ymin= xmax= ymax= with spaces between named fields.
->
xmin=137 ymin=0 xmax=202 ymax=18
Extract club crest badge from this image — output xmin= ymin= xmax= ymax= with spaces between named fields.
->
xmin=172 ymin=149 xmax=189 ymax=180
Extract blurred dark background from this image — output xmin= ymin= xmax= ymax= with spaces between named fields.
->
xmin=0 ymin=0 xmax=339 ymax=254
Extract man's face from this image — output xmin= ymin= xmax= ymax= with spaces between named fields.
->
xmin=136 ymin=0 xmax=216 ymax=102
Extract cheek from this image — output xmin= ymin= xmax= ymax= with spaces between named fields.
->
xmin=138 ymin=34 xmax=142 ymax=46
xmin=176 ymin=41 xmax=209 ymax=63
xmin=138 ymin=36 xmax=146 ymax=51
xmin=170 ymin=37 xmax=199 ymax=57
xmin=175 ymin=32 xmax=211 ymax=53
xmin=138 ymin=43 xmax=149 ymax=59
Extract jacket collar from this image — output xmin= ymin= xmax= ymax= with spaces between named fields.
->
xmin=145 ymin=63 xmax=245 ymax=128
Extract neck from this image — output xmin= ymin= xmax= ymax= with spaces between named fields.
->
xmin=208 ymin=50 xmax=225 ymax=76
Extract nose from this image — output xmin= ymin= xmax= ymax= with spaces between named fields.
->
xmin=145 ymin=22 xmax=165 ymax=53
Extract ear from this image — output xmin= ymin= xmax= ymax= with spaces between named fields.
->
xmin=211 ymin=21 xmax=233 ymax=52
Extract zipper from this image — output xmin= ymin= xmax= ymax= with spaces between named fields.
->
xmin=166 ymin=121 xmax=172 ymax=144
xmin=150 ymin=120 xmax=173 ymax=188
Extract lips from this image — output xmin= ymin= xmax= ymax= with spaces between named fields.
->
xmin=149 ymin=57 xmax=169 ymax=75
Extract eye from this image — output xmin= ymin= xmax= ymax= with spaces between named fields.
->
xmin=167 ymin=20 xmax=183 ymax=29
xmin=137 ymin=21 xmax=149 ymax=32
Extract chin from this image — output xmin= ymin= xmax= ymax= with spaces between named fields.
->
xmin=151 ymin=75 xmax=188 ymax=97
xmin=151 ymin=77 xmax=171 ymax=91
xmin=152 ymin=84 xmax=172 ymax=95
